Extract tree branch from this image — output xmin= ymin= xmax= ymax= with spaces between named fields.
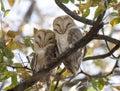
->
xmin=83 ymin=34 xmax=120 ymax=61
xmin=82 ymin=58 xmax=119 ymax=78
xmin=55 ymin=0 xmax=95 ymax=25
xmin=94 ymin=34 xmax=120 ymax=45
xmin=7 ymin=1 xmax=106 ymax=91
xmin=83 ymin=45 xmax=120 ymax=61
xmin=7 ymin=65 xmax=31 ymax=71
xmin=7 ymin=16 xmax=104 ymax=91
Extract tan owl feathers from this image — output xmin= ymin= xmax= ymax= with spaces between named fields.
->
xmin=31 ymin=29 xmax=57 ymax=73
xmin=53 ymin=15 xmax=83 ymax=75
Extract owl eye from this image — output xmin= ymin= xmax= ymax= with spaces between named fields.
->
xmin=54 ymin=24 xmax=61 ymax=32
xmin=65 ymin=23 xmax=71 ymax=30
xmin=66 ymin=23 xmax=71 ymax=28
xmin=55 ymin=24 xmax=60 ymax=27
xmin=35 ymin=41 xmax=40 ymax=47
xmin=48 ymin=37 xmax=53 ymax=41
xmin=38 ymin=35 xmax=41 ymax=40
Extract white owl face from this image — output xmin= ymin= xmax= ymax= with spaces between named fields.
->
xmin=34 ymin=30 xmax=56 ymax=50
xmin=53 ymin=15 xmax=76 ymax=34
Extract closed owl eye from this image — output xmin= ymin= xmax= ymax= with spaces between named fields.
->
xmin=48 ymin=37 xmax=53 ymax=41
xmin=35 ymin=41 xmax=40 ymax=47
xmin=66 ymin=23 xmax=71 ymax=28
xmin=56 ymin=23 xmax=60 ymax=26
xmin=38 ymin=35 xmax=41 ymax=40
xmin=54 ymin=24 xmax=62 ymax=33
xmin=65 ymin=23 xmax=71 ymax=30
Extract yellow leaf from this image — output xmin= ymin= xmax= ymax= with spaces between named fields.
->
xmin=79 ymin=3 xmax=90 ymax=11
xmin=0 ymin=30 xmax=3 ymax=38
xmin=110 ymin=17 xmax=120 ymax=26
xmin=91 ymin=0 xmax=99 ymax=6
xmin=8 ymin=0 xmax=15 ymax=6
xmin=6 ymin=39 xmax=26 ymax=50
xmin=62 ymin=70 xmax=70 ymax=78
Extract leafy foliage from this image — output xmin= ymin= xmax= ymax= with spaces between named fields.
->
xmin=0 ymin=0 xmax=10 ymax=17
xmin=0 ymin=0 xmax=120 ymax=91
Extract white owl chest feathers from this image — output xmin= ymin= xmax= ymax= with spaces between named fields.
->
xmin=55 ymin=32 xmax=69 ymax=54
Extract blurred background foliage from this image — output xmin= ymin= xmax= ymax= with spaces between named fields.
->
xmin=0 ymin=0 xmax=120 ymax=91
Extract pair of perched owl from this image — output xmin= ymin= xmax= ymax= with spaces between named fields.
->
xmin=32 ymin=15 xmax=83 ymax=77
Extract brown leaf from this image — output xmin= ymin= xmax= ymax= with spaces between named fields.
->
xmin=7 ymin=31 xmax=16 ymax=38
xmin=8 ymin=0 xmax=15 ymax=6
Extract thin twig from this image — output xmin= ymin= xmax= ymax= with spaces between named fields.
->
xmin=93 ymin=34 xmax=120 ymax=45
xmin=101 ymin=28 xmax=117 ymax=58
xmin=81 ymin=58 xmax=119 ymax=78
xmin=7 ymin=1 xmax=107 ymax=90
xmin=7 ymin=64 xmax=31 ymax=70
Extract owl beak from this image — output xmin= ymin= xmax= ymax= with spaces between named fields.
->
xmin=62 ymin=26 xmax=66 ymax=34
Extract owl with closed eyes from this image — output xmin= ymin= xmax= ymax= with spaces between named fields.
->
xmin=31 ymin=29 xmax=57 ymax=90
xmin=53 ymin=15 xmax=83 ymax=75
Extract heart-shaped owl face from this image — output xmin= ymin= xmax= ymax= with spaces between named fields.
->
xmin=53 ymin=15 xmax=76 ymax=34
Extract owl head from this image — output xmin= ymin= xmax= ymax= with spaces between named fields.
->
xmin=53 ymin=15 xmax=76 ymax=34
xmin=34 ymin=29 xmax=56 ymax=51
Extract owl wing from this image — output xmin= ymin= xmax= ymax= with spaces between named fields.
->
xmin=45 ymin=44 xmax=58 ymax=65
xmin=68 ymin=27 xmax=83 ymax=45
xmin=65 ymin=28 xmax=83 ymax=75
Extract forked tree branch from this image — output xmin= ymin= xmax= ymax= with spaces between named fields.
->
xmin=83 ymin=45 xmax=120 ymax=61
xmin=8 ymin=0 xmax=117 ymax=91
xmin=55 ymin=0 xmax=95 ymax=25
xmin=7 ymin=12 xmax=104 ymax=91
xmin=83 ymin=34 xmax=120 ymax=61
xmin=94 ymin=34 xmax=120 ymax=45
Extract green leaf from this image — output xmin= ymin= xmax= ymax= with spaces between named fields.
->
xmin=110 ymin=17 xmax=120 ymax=26
xmin=3 ymin=72 xmax=18 ymax=90
xmin=91 ymin=0 xmax=99 ymax=6
xmin=51 ymin=85 xmax=61 ymax=91
xmin=92 ymin=78 xmax=97 ymax=89
xmin=25 ymin=85 xmax=36 ymax=91
xmin=0 ymin=71 xmax=11 ymax=82
xmin=51 ymin=84 xmax=55 ymax=91
xmin=98 ymin=78 xmax=104 ymax=90
xmin=0 ymin=0 xmax=5 ymax=12
xmin=23 ymin=37 xmax=34 ymax=50
xmin=0 ymin=51 xmax=4 ymax=62
xmin=87 ymin=87 xmax=96 ymax=91
xmin=70 ymin=0 xmax=74 ymax=3
xmin=11 ymin=72 xmax=18 ymax=86
xmin=59 ymin=0 xmax=69 ymax=4
xmin=0 ymin=44 xmax=4 ymax=49
xmin=3 ymin=47 xmax=14 ymax=59
xmin=110 ymin=12 xmax=119 ymax=16
xmin=4 ymin=9 xmax=10 ymax=17
xmin=94 ymin=6 xmax=105 ymax=19
xmin=3 ymin=84 xmax=14 ymax=90
xmin=82 ymin=8 xmax=90 ymax=18
xmin=0 ymin=63 xmax=7 ymax=72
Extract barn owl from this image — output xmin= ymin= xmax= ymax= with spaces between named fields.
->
xmin=31 ymin=29 xmax=57 ymax=90
xmin=53 ymin=15 xmax=83 ymax=75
